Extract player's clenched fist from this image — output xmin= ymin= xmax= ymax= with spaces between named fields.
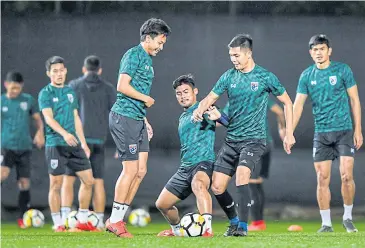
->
xmin=192 ymin=108 xmax=204 ymax=122
xmin=144 ymin=96 xmax=155 ymax=108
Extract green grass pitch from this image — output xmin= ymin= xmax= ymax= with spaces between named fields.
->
xmin=1 ymin=221 xmax=364 ymax=248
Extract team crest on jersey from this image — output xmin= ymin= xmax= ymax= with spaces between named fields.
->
xmin=329 ymin=76 xmax=337 ymax=85
xmin=251 ymin=82 xmax=259 ymax=91
xmin=50 ymin=159 xmax=58 ymax=169
xmin=129 ymin=144 xmax=137 ymax=154
xmin=311 ymin=81 xmax=317 ymax=85
xmin=20 ymin=102 xmax=28 ymax=111
xmin=2 ymin=106 xmax=8 ymax=112
xmin=67 ymin=94 xmax=74 ymax=103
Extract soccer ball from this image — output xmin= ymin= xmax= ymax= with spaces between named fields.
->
xmin=66 ymin=210 xmax=78 ymax=229
xmin=179 ymin=213 xmax=206 ymax=237
xmin=23 ymin=209 xmax=45 ymax=228
xmin=128 ymin=208 xmax=151 ymax=227
xmin=87 ymin=211 xmax=100 ymax=228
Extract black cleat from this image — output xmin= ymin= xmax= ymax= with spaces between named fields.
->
xmin=343 ymin=219 xmax=358 ymax=233
xmin=317 ymin=225 xmax=334 ymax=233
xmin=223 ymin=224 xmax=238 ymax=237
xmin=233 ymin=227 xmax=248 ymax=237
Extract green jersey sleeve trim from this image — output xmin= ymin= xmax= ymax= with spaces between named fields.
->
xmin=119 ymin=50 xmax=140 ymax=78
xmin=343 ymin=64 xmax=357 ymax=89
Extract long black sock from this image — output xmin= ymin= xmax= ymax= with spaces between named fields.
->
xmin=257 ymin=183 xmax=265 ymax=219
xmin=214 ymin=190 xmax=238 ymax=220
xmin=237 ymin=184 xmax=250 ymax=230
xmin=18 ymin=190 xmax=30 ymax=218
xmin=249 ymin=184 xmax=262 ymax=221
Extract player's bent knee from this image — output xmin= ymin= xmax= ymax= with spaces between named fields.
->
xmin=136 ymin=168 xmax=147 ymax=180
xmin=211 ymin=183 xmax=226 ymax=195
xmin=82 ymin=176 xmax=95 ymax=187
xmin=341 ymin=173 xmax=353 ymax=184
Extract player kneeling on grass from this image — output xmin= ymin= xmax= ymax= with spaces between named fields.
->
xmin=155 ymin=74 xmax=229 ymax=237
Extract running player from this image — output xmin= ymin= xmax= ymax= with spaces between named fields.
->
xmin=106 ymin=18 xmax=171 ymax=238
xmin=293 ymin=34 xmax=362 ymax=233
xmin=60 ymin=55 xmax=116 ymax=229
xmin=38 ymin=56 xmax=95 ymax=232
xmin=1 ymin=71 xmax=44 ymax=228
xmin=155 ymin=74 xmax=228 ymax=237
xmin=192 ymin=34 xmax=295 ymax=237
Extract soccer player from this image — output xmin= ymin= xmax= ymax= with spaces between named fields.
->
xmin=293 ymin=34 xmax=362 ymax=233
xmin=60 ymin=55 xmax=116 ymax=229
xmin=155 ymin=74 xmax=228 ymax=237
xmin=38 ymin=56 xmax=95 ymax=232
xmin=1 ymin=71 xmax=44 ymax=228
xmin=192 ymin=34 xmax=295 ymax=237
xmin=248 ymin=98 xmax=285 ymax=231
xmin=106 ymin=18 xmax=171 ymax=238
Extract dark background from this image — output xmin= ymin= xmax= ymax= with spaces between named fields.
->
xmin=1 ymin=1 xmax=365 ymax=211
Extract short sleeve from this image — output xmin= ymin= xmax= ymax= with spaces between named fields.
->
xmin=119 ymin=50 xmax=140 ymax=77
xmin=342 ymin=64 xmax=356 ymax=89
xmin=71 ymin=91 xmax=79 ymax=110
xmin=297 ymin=72 xmax=308 ymax=94
xmin=29 ymin=96 xmax=39 ymax=115
xmin=38 ymin=90 xmax=52 ymax=110
xmin=267 ymin=73 xmax=286 ymax=96
xmin=212 ymin=71 xmax=229 ymax=96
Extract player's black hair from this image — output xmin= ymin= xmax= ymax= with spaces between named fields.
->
xmin=228 ymin=34 xmax=253 ymax=51
xmin=309 ymin=34 xmax=331 ymax=49
xmin=5 ymin=71 xmax=23 ymax=84
xmin=140 ymin=18 xmax=171 ymax=41
xmin=84 ymin=55 xmax=101 ymax=72
xmin=172 ymin=74 xmax=195 ymax=90
xmin=45 ymin=56 xmax=65 ymax=71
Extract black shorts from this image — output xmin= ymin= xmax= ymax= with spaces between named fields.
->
xmin=251 ymin=144 xmax=272 ymax=180
xmin=1 ymin=149 xmax=31 ymax=179
xmin=165 ymin=161 xmax=213 ymax=201
xmin=313 ymin=130 xmax=355 ymax=162
xmin=45 ymin=146 xmax=91 ymax=176
xmin=214 ymin=139 xmax=267 ymax=177
xmin=65 ymin=143 xmax=105 ymax=179
xmin=109 ymin=111 xmax=149 ymax=162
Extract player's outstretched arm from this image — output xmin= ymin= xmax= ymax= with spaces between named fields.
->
xmin=293 ymin=93 xmax=308 ymax=132
xmin=117 ymin=73 xmax=155 ymax=108
xmin=42 ymin=108 xmax=78 ymax=147
xmin=276 ymin=91 xmax=295 ymax=154
xmin=74 ymin=109 xmax=90 ymax=158
xmin=32 ymin=113 xmax=45 ymax=149
xmin=270 ymin=103 xmax=286 ymax=141
xmin=347 ymin=85 xmax=363 ymax=150
xmin=193 ymin=92 xmax=219 ymax=122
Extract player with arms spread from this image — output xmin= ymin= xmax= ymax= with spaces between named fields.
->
xmin=1 ymin=71 xmax=44 ymax=228
xmin=106 ymin=18 xmax=171 ymax=238
xmin=192 ymin=34 xmax=295 ymax=237
xmin=293 ymin=34 xmax=362 ymax=233
xmin=38 ymin=56 xmax=95 ymax=232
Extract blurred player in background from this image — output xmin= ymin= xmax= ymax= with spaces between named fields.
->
xmin=293 ymin=34 xmax=362 ymax=233
xmin=193 ymin=34 xmax=295 ymax=237
xmin=106 ymin=18 xmax=171 ymax=238
xmin=1 ymin=71 xmax=44 ymax=228
xmin=156 ymin=74 xmax=229 ymax=237
xmin=60 ymin=55 xmax=116 ymax=229
xmin=38 ymin=56 xmax=95 ymax=232
xmin=248 ymin=98 xmax=285 ymax=231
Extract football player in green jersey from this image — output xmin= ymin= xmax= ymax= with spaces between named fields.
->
xmin=1 ymin=71 xmax=44 ymax=228
xmin=156 ymin=74 xmax=228 ymax=237
xmin=38 ymin=56 xmax=95 ymax=232
xmin=193 ymin=34 xmax=295 ymax=237
xmin=106 ymin=18 xmax=171 ymax=238
xmin=293 ymin=34 xmax=362 ymax=233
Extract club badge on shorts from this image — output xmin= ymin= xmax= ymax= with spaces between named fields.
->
xmin=251 ymin=82 xmax=259 ymax=91
xmin=50 ymin=159 xmax=59 ymax=169
xmin=129 ymin=144 xmax=137 ymax=154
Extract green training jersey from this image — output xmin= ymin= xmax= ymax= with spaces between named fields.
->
xmin=38 ymin=84 xmax=79 ymax=147
xmin=179 ymin=102 xmax=216 ymax=167
xmin=297 ymin=61 xmax=356 ymax=133
xmin=111 ymin=44 xmax=154 ymax=121
xmin=1 ymin=93 xmax=39 ymax=150
xmin=212 ymin=65 xmax=286 ymax=142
